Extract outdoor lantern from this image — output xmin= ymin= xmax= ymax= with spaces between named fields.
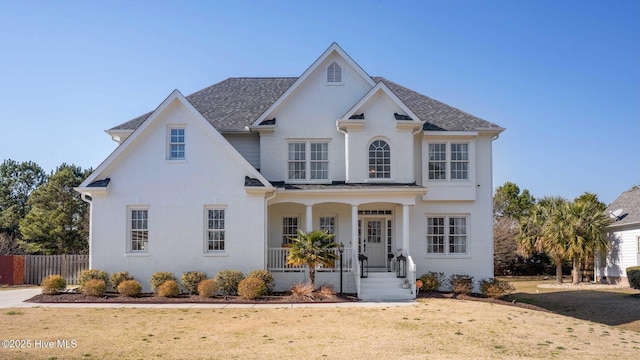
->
xmin=358 ymin=254 xmax=368 ymax=278
xmin=396 ymin=253 xmax=407 ymax=278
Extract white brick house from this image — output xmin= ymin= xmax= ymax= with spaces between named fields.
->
xmin=76 ymin=43 xmax=504 ymax=299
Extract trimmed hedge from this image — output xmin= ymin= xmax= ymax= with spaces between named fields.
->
xmin=181 ymin=271 xmax=207 ymax=295
xmin=78 ymin=269 xmax=109 ymax=290
xmin=627 ymin=266 xmax=640 ymax=290
xmin=150 ymin=272 xmax=176 ymax=293
xmin=41 ymin=275 xmax=66 ymax=295
xmin=110 ymin=271 xmax=134 ymax=289
xmin=83 ymin=279 xmax=107 ymax=297
xmin=419 ymin=272 xmax=445 ymax=292
xmin=117 ymin=280 xmax=142 ymax=297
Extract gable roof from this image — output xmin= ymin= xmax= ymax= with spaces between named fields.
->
xmin=606 ymin=188 xmax=640 ymax=228
xmin=79 ymin=90 xmax=273 ymax=191
xmin=339 ymin=81 xmax=422 ymax=124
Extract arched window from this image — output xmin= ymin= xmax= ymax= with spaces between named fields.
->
xmin=327 ymin=61 xmax=342 ymax=83
xmin=368 ymin=140 xmax=390 ymax=179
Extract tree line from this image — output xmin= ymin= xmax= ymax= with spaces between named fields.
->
xmin=493 ymin=182 xmax=611 ymax=284
xmin=0 ymin=159 xmax=91 ymax=255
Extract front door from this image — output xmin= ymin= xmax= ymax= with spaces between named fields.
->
xmin=364 ymin=218 xmax=386 ymax=268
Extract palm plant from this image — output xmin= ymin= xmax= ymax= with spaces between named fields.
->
xmin=518 ymin=196 xmax=568 ymax=283
xmin=287 ymin=229 xmax=339 ymax=289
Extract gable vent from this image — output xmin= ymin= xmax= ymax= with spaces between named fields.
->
xmin=327 ymin=62 xmax=342 ymax=83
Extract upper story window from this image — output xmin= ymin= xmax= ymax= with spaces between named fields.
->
xmin=428 ymin=143 xmax=468 ymax=180
xmin=368 ymin=140 xmax=391 ymax=179
xmin=327 ymin=61 xmax=342 ymax=83
xmin=169 ymin=127 xmax=185 ymax=160
xmin=287 ymin=141 xmax=329 ymax=181
xmin=426 ymin=215 xmax=468 ymax=255
xmin=129 ymin=208 xmax=149 ymax=252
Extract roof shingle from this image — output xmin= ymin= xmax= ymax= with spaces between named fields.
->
xmin=110 ymin=76 xmax=502 ymax=133
xmin=606 ymin=188 xmax=640 ymax=227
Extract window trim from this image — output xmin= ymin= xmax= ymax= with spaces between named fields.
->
xmin=319 ymin=215 xmax=337 ymax=242
xmin=326 ymin=61 xmax=344 ymax=85
xmin=425 ymin=214 xmax=470 ymax=257
xmin=282 ymin=215 xmax=300 ymax=245
xmin=427 ymin=142 xmax=470 ymax=181
xmin=204 ymin=206 xmax=227 ymax=254
xmin=127 ymin=206 xmax=149 ymax=254
xmin=167 ymin=126 xmax=186 ymax=161
xmin=286 ymin=140 xmax=330 ymax=183
xmin=368 ymin=138 xmax=392 ymax=180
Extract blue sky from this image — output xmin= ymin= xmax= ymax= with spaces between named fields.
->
xmin=1 ymin=0 xmax=638 ymax=205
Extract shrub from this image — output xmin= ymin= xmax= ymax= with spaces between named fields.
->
xmin=247 ymin=270 xmax=275 ymax=294
xmin=41 ymin=275 xmax=66 ymax=295
xmin=238 ymin=278 xmax=266 ymax=300
xmin=181 ymin=271 xmax=207 ymax=295
xmin=419 ymin=272 xmax=446 ymax=292
xmin=449 ymin=274 xmax=474 ymax=295
xmin=78 ymin=269 xmax=109 ymax=290
xmin=290 ymin=282 xmax=314 ymax=300
xmin=157 ymin=280 xmax=180 ymax=297
xmin=479 ymin=278 xmax=515 ymax=298
xmin=318 ymin=285 xmax=336 ymax=300
xmin=117 ymin=280 xmax=142 ymax=297
xmin=149 ymin=272 xmax=176 ymax=293
xmin=110 ymin=271 xmax=134 ymax=289
xmin=214 ymin=270 xmax=245 ymax=295
xmin=197 ymin=279 xmax=219 ymax=298
xmin=83 ymin=279 xmax=107 ymax=297
xmin=627 ymin=266 xmax=640 ymax=290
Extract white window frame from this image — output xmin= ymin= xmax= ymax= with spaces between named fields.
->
xmin=427 ymin=142 xmax=469 ymax=181
xmin=287 ymin=140 xmax=330 ymax=182
xmin=326 ymin=61 xmax=343 ymax=85
xmin=168 ymin=126 xmax=186 ymax=161
xmin=426 ymin=215 xmax=469 ymax=256
xmin=282 ymin=216 xmax=300 ymax=245
xmin=368 ymin=139 xmax=391 ymax=179
xmin=319 ymin=216 xmax=337 ymax=241
xmin=128 ymin=207 xmax=149 ymax=254
xmin=204 ymin=207 xmax=226 ymax=253
xmin=637 ymin=236 xmax=640 ymax=253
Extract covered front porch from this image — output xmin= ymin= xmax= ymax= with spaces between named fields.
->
xmin=264 ymin=184 xmax=426 ymax=299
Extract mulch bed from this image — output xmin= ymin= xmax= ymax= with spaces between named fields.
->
xmin=25 ymin=290 xmax=546 ymax=312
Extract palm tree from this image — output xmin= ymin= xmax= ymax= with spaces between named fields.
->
xmin=565 ymin=196 xmax=611 ymax=284
xmin=518 ymin=196 xmax=568 ymax=283
xmin=287 ymin=229 xmax=339 ymax=288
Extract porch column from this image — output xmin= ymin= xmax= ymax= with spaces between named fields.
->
xmin=305 ymin=204 xmax=313 ymax=232
xmin=403 ymin=204 xmax=410 ymax=254
xmin=351 ymin=205 xmax=358 ymax=249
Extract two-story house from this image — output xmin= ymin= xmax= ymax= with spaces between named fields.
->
xmin=75 ymin=43 xmax=504 ymax=300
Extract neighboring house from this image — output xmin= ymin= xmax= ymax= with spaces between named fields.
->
xmin=597 ymin=188 xmax=640 ymax=285
xmin=75 ymin=43 xmax=504 ymax=299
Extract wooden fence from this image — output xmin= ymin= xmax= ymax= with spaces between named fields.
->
xmin=24 ymin=254 xmax=89 ymax=285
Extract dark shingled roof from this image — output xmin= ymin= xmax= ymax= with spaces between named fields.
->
xmin=110 ymin=77 xmax=502 ymax=133
xmin=606 ymin=188 xmax=640 ymax=227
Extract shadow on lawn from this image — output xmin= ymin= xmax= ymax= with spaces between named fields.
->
xmin=509 ymin=290 xmax=640 ymax=328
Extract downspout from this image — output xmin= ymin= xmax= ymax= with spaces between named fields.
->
xmin=336 ymin=124 xmax=349 ymax=183
xmin=264 ymin=190 xmax=277 ymax=271
xmin=79 ymin=193 xmax=93 ymax=269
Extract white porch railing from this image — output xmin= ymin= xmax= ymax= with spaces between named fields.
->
xmin=267 ymin=247 xmax=353 ymax=272
xmin=407 ymin=253 xmax=417 ymax=297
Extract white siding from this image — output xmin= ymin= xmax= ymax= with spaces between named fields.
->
xmin=225 ymin=133 xmax=260 ymax=169
xmin=605 ymin=227 xmax=640 ymax=278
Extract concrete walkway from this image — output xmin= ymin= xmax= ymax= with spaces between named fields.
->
xmin=0 ymin=287 xmax=417 ymax=309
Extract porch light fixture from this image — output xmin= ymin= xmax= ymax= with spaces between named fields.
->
xmin=338 ymin=243 xmax=345 ymax=294
xmin=358 ymin=254 xmax=368 ymax=278
xmin=396 ymin=254 xmax=407 ymax=278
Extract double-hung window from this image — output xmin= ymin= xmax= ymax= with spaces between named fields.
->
xmin=282 ymin=217 xmax=299 ymax=245
xmin=169 ymin=127 xmax=185 ymax=160
xmin=426 ymin=216 xmax=468 ymax=255
xmin=319 ymin=216 xmax=336 ymax=240
xmin=428 ymin=143 xmax=469 ymax=180
xmin=206 ymin=208 xmax=225 ymax=252
xmin=130 ymin=208 xmax=149 ymax=252
xmin=287 ymin=141 xmax=329 ymax=181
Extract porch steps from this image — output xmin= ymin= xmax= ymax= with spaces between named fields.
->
xmin=359 ymin=272 xmax=414 ymax=301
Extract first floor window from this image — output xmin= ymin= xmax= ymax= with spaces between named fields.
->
xmin=426 ymin=216 xmax=468 ymax=254
xmin=130 ymin=208 xmax=148 ymax=252
xmin=206 ymin=209 xmax=225 ymax=251
xmin=283 ymin=217 xmax=299 ymax=244
xmin=319 ymin=216 xmax=336 ymax=240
